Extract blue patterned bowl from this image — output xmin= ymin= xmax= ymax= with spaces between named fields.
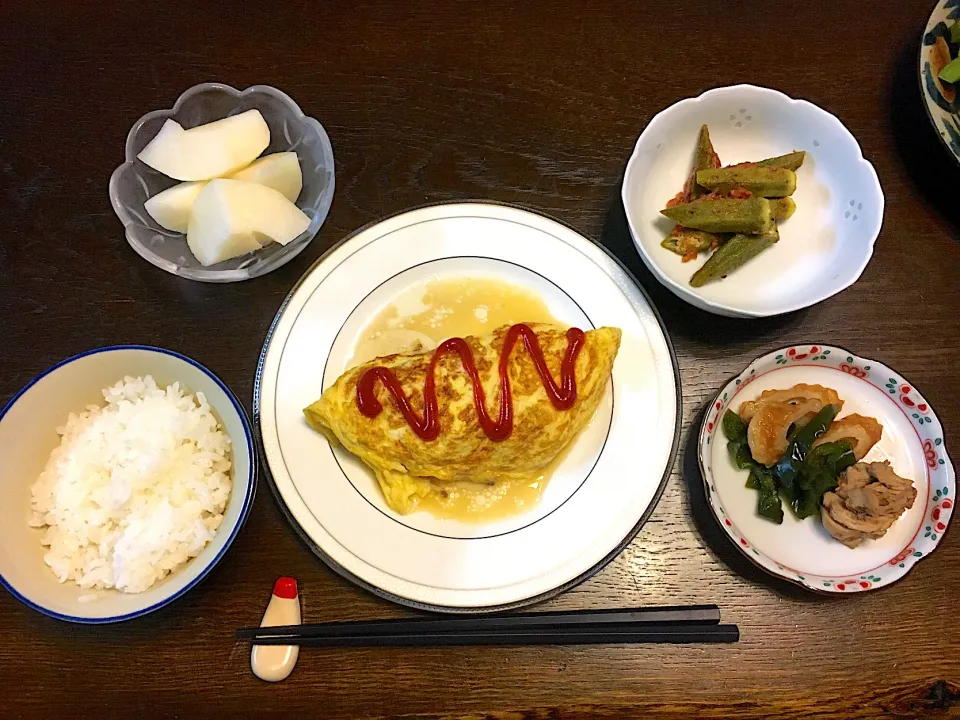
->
xmin=920 ymin=0 xmax=960 ymax=167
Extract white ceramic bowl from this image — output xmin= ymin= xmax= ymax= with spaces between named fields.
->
xmin=0 ymin=347 xmax=256 ymax=623
xmin=622 ymin=85 xmax=884 ymax=318
xmin=109 ymin=83 xmax=335 ymax=283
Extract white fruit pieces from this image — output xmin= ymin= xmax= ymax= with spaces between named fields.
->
xmin=186 ymin=179 xmax=310 ymax=266
xmin=229 ymin=152 xmax=302 ymax=203
xmin=143 ymin=152 xmax=303 ymax=233
xmin=138 ymin=109 xmax=270 ymax=181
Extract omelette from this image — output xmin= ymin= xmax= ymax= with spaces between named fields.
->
xmin=304 ymin=322 xmax=621 ymax=514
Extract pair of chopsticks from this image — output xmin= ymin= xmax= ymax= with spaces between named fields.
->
xmin=237 ymin=604 xmax=738 ymax=648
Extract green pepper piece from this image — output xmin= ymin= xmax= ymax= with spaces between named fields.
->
xmin=751 ymin=467 xmax=784 ymax=523
xmin=722 ymin=409 xmax=747 ymax=442
xmin=804 ymin=440 xmax=856 ymax=477
xmin=689 ymin=227 xmax=778 ymax=287
xmin=755 ymin=151 xmax=806 ymax=171
xmin=793 ymin=488 xmax=822 ymax=519
xmin=727 ymin=441 xmax=754 ymax=471
xmin=724 ymin=410 xmax=755 ymax=471
xmin=696 ymin=167 xmax=797 ymax=198
xmin=793 ymin=439 xmax=857 ymax=518
xmin=722 ymin=409 xmax=783 ymax=523
xmin=951 ymin=21 xmax=960 ymax=44
xmin=773 ymin=404 xmax=841 ymax=490
xmin=661 ymin=197 xmax=773 ymax=234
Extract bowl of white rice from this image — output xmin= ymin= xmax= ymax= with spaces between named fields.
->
xmin=0 ymin=346 xmax=256 ymax=623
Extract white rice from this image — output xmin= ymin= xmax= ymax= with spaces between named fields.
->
xmin=29 ymin=375 xmax=232 ymax=593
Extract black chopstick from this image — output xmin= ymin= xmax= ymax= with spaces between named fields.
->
xmin=245 ymin=624 xmax=740 ymax=647
xmin=236 ymin=604 xmax=721 ymax=640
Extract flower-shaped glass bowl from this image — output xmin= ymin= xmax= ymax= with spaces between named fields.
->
xmin=109 ymin=83 xmax=335 ymax=282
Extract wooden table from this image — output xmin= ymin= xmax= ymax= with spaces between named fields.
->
xmin=1 ymin=1 xmax=958 ymax=717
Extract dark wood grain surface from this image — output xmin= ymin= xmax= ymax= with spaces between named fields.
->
xmin=1 ymin=1 xmax=958 ymax=717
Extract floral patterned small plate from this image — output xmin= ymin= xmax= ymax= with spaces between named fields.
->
xmin=920 ymin=0 xmax=960 ymax=167
xmin=698 ymin=345 xmax=954 ymax=593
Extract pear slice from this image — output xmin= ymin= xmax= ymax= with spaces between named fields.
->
xmin=229 ymin=152 xmax=302 ymax=202
xmin=144 ymin=181 xmax=206 ymax=233
xmin=138 ymin=109 xmax=270 ymax=181
xmin=186 ymin=179 xmax=310 ymax=266
xmin=144 ymin=152 xmax=303 ymax=233
xmin=144 ymin=118 xmax=184 ymax=146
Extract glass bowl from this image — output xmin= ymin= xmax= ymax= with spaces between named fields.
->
xmin=109 ymin=83 xmax=335 ymax=282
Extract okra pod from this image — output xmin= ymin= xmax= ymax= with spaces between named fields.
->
xmin=661 ymin=227 xmax=721 ymax=256
xmin=689 ymin=227 xmax=779 ymax=287
xmin=661 ymin=197 xmax=773 ymax=234
xmin=666 ymin=125 xmax=723 ymax=251
xmin=691 ymin=125 xmax=721 ymax=199
xmin=771 ymin=197 xmax=796 ymax=221
xmin=696 ymin=167 xmax=797 ymax=197
xmin=756 ymin=151 xmax=806 ymax=171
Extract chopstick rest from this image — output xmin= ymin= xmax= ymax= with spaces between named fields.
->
xmin=250 ymin=577 xmax=301 ymax=682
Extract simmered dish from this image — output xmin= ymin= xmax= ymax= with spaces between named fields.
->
xmin=305 ymin=322 xmax=621 ymax=515
xmin=722 ymin=383 xmax=916 ymax=546
xmin=821 ymin=462 xmax=917 ymax=548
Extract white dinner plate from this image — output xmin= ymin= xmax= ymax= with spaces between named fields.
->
xmin=699 ymin=344 xmax=955 ymax=593
xmin=255 ymin=202 xmax=680 ymax=612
